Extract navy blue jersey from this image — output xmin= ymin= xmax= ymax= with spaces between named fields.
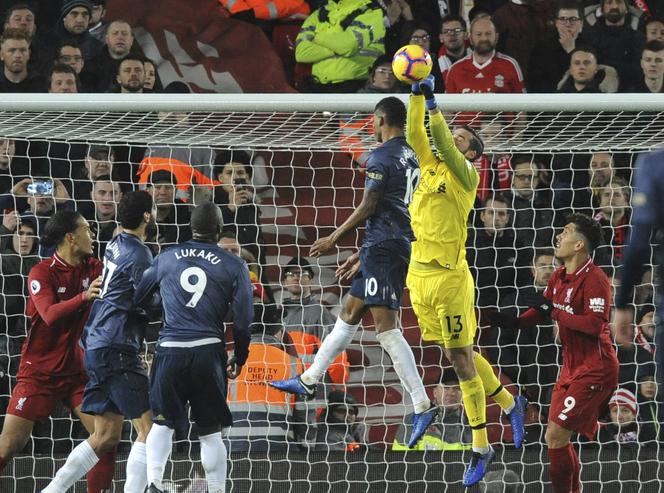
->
xmin=617 ymin=150 xmax=664 ymax=308
xmin=82 ymin=232 xmax=153 ymax=352
xmin=363 ymin=136 xmax=420 ymax=247
xmin=134 ymin=239 xmax=253 ymax=366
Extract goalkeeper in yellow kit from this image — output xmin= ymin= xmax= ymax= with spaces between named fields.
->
xmin=406 ymin=76 xmax=526 ymax=487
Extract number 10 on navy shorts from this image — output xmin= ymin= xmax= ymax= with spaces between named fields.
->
xmin=349 ymin=239 xmax=410 ymax=311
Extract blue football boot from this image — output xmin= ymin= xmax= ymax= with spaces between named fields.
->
xmin=407 ymin=403 xmax=439 ymax=447
xmin=508 ymin=395 xmax=527 ymax=449
xmin=269 ymin=375 xmax=316 ymax=399
xmin=462 ymin=447 xmax=495 ymax=487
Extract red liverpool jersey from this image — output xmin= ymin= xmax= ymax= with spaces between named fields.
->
xmin=445 ymin=51 xmax=525 ymax=94
xmin=19 ymin=254 xmax=102 ymax=379
xmin=543 ymin=258 xmax=619 ymax=386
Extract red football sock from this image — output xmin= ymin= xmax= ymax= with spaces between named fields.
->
xmin=569 ymin=443 xmax=581 ymax=493
xmin=548 ymin=445 xmax=575 ymax=493
xmin=86 ymin=447 xmax=117 ymax=493
xmin=0 ymin=455 xmax=6 ymax=472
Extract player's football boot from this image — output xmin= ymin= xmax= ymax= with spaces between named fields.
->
xmin=507 ymin=394 xmax=527 ymax=449
xmin=462 ymin=447 xmax=495 ymax=487
xmin=148 ymin=483 xmax=165 ymax=493
xmin=269 ymin=375 xmax=316 ymax=399
xmin=407 ymin=403 xmax=439 ymax=447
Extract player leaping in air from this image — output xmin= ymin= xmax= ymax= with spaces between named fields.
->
xmin=271 ymin=96 xmax=439 ymax=447
xmin=405 ymin=76 xmax=526 ymax=486
xmin=491 ymin=214 xmax=618 ymax=493
xmin=42 ymin=191 xmax=157 ymax=493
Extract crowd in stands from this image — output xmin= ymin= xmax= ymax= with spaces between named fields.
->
xmin=0 ymin=0 xmax=661 ymax=459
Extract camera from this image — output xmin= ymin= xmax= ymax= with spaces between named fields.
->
xmin=26 ymin=180 xmax=54 ymax=196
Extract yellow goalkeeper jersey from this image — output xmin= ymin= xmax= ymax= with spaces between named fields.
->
xmin=406 ymin=95 xmax=479 ymax=270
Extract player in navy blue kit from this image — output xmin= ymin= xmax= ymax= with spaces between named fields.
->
xmin=271 ymin=97 xmax=438 ymax=446
xmin=42 ymin=191 xmax=156 ymax=493
xmin=615 ymin=149 xmax=664 ymax=387
xmin=134 ymin=202 xmax=253 ymax=493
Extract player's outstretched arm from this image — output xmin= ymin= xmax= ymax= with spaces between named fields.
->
xmin=419 ymin=76 xmax=479 ymax=192
xmin=310 ymin=188 xmax=381 ymax=257
xmin=406 ymin=89 xmax=435 ymax=166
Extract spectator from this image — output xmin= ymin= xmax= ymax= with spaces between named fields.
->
xmin=467 ymin=193 xmax=518 ymax=308
xmin=315 ymin=390 xmax=367 ymax=451
xmin=557 ymin=46 xmax=619 ymax=93
xmin=227 ymin=323 xmax=306 ymax=452
xmin=615 ymin=329 xmax=652 ymax=394
xmin=54 ymin=40 xmax=97 ymax=92
xmin=87 ymin=0 xmax=109 ymax=43
xmin=585 ymin=0 xmax=645 ymax=91
xmin=0 ymin=28 xmax=43 ymax=92
xmin=635 ymin=306 xmax=656 ymax=355
xmin=281 ymin=256 xmax=349 ymax=386
xmin=490 ymin=249 xmax=559 ymax=418
xmin=572 ymin=151 xmax=617 ymax=213
xmin=645 ymin=17 xmax=664 ymax=43
xmin=113 ymin=54 xmax=144 ymax=93
xmin=393 ymin=381 xmax=471 ymax=451
xmin=480 ymin=468 xmax=523 ymax=493
xmin=402 ymin=23 xmax=443 ymax=92
xmin=295 ymin=0 xmax=385 ymax=93
xmin=445 ymin=17 xmax=525 ymax=95
xmin=0 ymin=138 xmax=17 ymax=193
xmin=594 ymin=176 xmax=631 ymax=266
xmin=357 ymin=55 xmax=399 ymax=93
xmin=143 ymin=58 xmax=162 ymax=93
xmin=89 ymin=19 xmax=139 ymax=91
xmin=214 ymin=150 xmax=266 ymax=272
xmin=85 ymin=176 xmax=121 ymax=258
xmin=47 ymin=63 xmax=78 ymax=93
xmin=529 ymin=1 xmax=589 ymax=93
xmin=0 ymin=213 xmax=39 ymax=360
xmin=508 ymin=155 xmax=555 ymax=250
xmin=43 ymin=0 xmax=103 ymax=62
xmin=219 ymin=0 xmax=310 ymax=24
xmin=629 ymin=40 xmax=664 ymax=93
xmin=636 ymin=362 xmax=662 ymax=443
xmin=217 ymin=229 xmax=241 ymax=257
xmin=437 ymin=14 xmax=470 ymax=86
xmin=146 ymin=169 xmax=192 ymax=250
xmin=3 ymin=2 xmax=48 ymax=74
xmin=491 ymin=0 xmax=557 ymax=80
xmin=598 ymin=388 xmax=640 ymax=444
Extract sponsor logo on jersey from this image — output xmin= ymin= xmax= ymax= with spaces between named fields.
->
xmin=437 ymin=183 xmax=447 ymax=194
xmin=475 ymin=72 xmax=484 ymax=78
xmin=57 ymin=287 xmax=66 ymax=293
xmin=589 ymin=297 xmax=605 ymax=313
xmin=82 ymin=277 xmax=90 ymax=290
xmin=564 ymin=288 xmax=573 ymax=303
xmin=16 ymin=397 xmax=26 ymax=411
xmin=558 ymin=412 xmax=568 ymax=421
xmin=494 ymin=75 xmax=504 ymax=88
xmin=553 ymin=302 xmax=574 ymax=314
xmin=30 ymin=280 xmax=41 ymax=295
xmin=366 ymin=171 xmax=384 ymax=181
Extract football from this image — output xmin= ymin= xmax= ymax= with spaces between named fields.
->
xmin=392 ymin=44 xmax=433 ymax=83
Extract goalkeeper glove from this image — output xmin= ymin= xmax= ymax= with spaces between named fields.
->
xmin=418 ymin=75 xmax=437 ymax=111
xmin=529 ymin=293 xmax=553 ymax=317
xmin=411 ymin=81 xmax=422 ymax=95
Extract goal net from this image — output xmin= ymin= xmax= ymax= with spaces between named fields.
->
xmin=0 ymin=94 xmax=662 ymax=492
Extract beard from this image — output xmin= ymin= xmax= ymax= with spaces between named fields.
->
xmin=121 ymin=80 xmax=143 ymax=93
xmin=473 ymin=41 xmax=494 ymax=56
xmin=605 ymin=9 xmax=624 ymax=23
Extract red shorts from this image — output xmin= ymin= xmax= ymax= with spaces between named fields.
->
xmin=549 ymin=377 xmax=616 ymax=440
xmin=7 ymin=374 xmax=87 ymax=422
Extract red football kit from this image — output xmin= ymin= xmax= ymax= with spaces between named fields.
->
xmin=445 ymin=51 xmax=525 ymax=95
xmin=520 ymin=258 xmax=619 ymax=439
xmin=8 ymin=253 xmax=102 ymax=421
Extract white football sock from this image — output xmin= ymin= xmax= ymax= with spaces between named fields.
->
xmin=124 ymin=441 xmax=148 ymax=493
xmin=146 ymin=423 xmax=174 ymax=489
xmin=376 ymin=329 xmax=430 ymax=414
xmin=301 ymin=317 xmax=359 ymax=386
xmin=42 ymin=439 xmax=99 ymax=493
xmin=200 ymin=432 xmax=227 ymax=493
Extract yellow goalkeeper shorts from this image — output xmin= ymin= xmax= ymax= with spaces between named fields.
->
xmin=406 ymin=261 xmax=477 ymax=349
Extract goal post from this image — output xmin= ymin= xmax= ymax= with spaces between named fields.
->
xmin=0 ymin=94 xmax=662 ymax=492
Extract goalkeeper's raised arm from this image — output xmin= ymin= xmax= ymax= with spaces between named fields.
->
xmin=406 ymin=75 xmax=481 ymax=193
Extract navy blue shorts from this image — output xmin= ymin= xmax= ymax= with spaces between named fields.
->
xmin=150 ymin=343 xmax=233 ymax=430
xmin=349 ymin=239 xmax=410 ymax=310
xmin=81 ymin=348 xmax=150 ymax=419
